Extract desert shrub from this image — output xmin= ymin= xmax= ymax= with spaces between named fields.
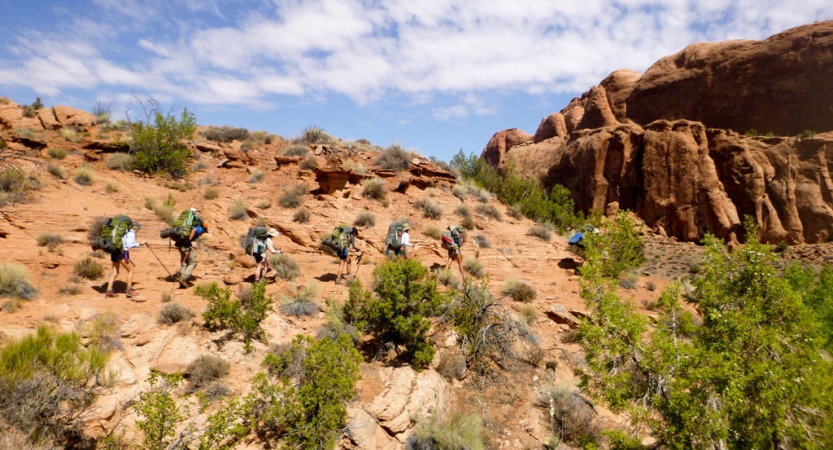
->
xmin=46 ymin=163 xmax=67 ymax=179
xmin=164 ymin=181 xmax=193 ymax=192
xmin=255 ymin=200 xmax=271 ymax=210
xmin=353 ymin=212 xmax=376 ymax=228
xmin=193 ymin=160 xmax=209 ymax=171
xmin=283 ymin=144 xmax=309 ymax=156
xmin=619 ymin=272 xmax=639 ymax=290
xmin=460 ymin=216 xmax=475 ymax=230
xmin=452 ymin=184 xmax=468 ymax=200
xmin=582 ymin=212 xmax=645 ymax=279
xmin=435 ymin=267 xmax=460 ymax=289
xmin=293 ymin=207 xmax=310 ymax=223
xmin=436 ymin=353 xmax=467 ymax=381
xmin=198 ymin=281 xmax=272 ymax=352
xmin=203 ymin=187 xmax=219 ymax=199
xmin=298 ymin=157 xmax=318 ymax=171
xmin=279 ymin=183 xmax=307 ymax=208
xmin=0 ymin=168 xmax=26 ymax=192
xmin=74 ymin=257 xmax=104 ymax=280
xmin=74 ymin=166 xmax=95 ymax=186
xmin=130 ymin=101 xmax=196 ymax=177
xmin=470 ymin=187 xmax=492 ymax=203
xmin=406 ymin=410 xmax=486 ymax=450
xmin=201 ymin=125 xmax=250 ymax=143
xmin=249 ymin=334 xmax=361 ymax=449
xmin=186 ymin=355 xmax=229 ymax=394
xmin=475 ymin=203 xmax=501 ymax=221
xmin=59 ymin=284 xmax=82 ymax=296
xmin=150 ymin=199 xmax=176 ymax=224
xmin=417 ymin=198 xmax=443 ymax=219
xmin=317 ymin=297 xmax=359 ymax=343
xmin=87 ymin=216 xmax=107 ymax=243
xmin=502 ymin=278 xmax=537 ymax=302
xmin=421 ymin=225 xmax=441 ymax=240
xmin=47 ymin=148 xmax=67 ymax=160
xmin=248 ymin=169 xmax=265 ymax=183
xmin=344 ymin=160 xmax=367 ymax=174
xmin=157 ymin=302 xmax=195 ymax=325
xmin=797 ymin=129 xmax=816 ymax=139
xmin=362 ymin=177 xmax=386 ymax=200
xmin=58 ymin=127 xmax=79 ymax=142
xmin=0 ymin=264 xmax=38 ymax=300
xmin=294 ymin=125 xmax=331 ymax=145
xmin=527 ymin=224 xmax=552 ymax=242
xmin=519 ymin=304 xmax=538 ymax=326
xmin=473 ymin=233 xmax=490 ymax=248
xmin=198 ymin=174 xmax=218 ymax=186
xmin=36 ymin=233 xmax=63 ymax=252
xmin=0 ymin=326 xmax=109 ymax=446
xmin=229 ymin=199 xmax=248 ymax=220
xmin=280 ymin=284 xmax=319 ymax=317
xmin=463 ymin=257 xmax=484 ymax=278
xmin=645 ymin=280 xmax=657 ymax=292
xmin=345 ymin=259 xmax=450 ymax=369
xmin=537 ymin=382 xmax=602 ymax=446
xmin=79 ymin=311 xmax=122 ymax=352
xmin=455 ymin=204 xmax=472 ymax=218
xmin=506 ymin=205 xmax=523 ymax=219
xmin=105 ymin=182 xmax=119 ymax=193
xmin=106 ymin=152 xmax=135 ymax=171
xmin=268 ymin=253 xmax=301 ymax=281
xmin=375 ymin=144 xmax=411 ymax=172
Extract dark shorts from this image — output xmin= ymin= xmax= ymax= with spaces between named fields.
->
xmin=254 ymin=253 xmax=264 ymax=264
xmin=111 ymin=250 xmax=125 ymax=263
xmin=447 ymin=247 xmax=460 ymax=259
xmin=338 ymin=247 xmax=349 ymax=260
xmin=386 ymin=245 xmax=404 ymax=257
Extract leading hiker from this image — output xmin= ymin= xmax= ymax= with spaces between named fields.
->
xmin=103 ymin=221 xmax=146 ymax=300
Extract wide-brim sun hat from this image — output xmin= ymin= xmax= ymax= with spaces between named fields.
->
xmin=267 ymin=228 xmax=280 ymax=237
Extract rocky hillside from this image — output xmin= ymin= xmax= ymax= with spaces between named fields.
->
xmin=484 ymin=20 xmax=833 ymax=246
xmin=0 ymin=101 xmax=680 ymax=449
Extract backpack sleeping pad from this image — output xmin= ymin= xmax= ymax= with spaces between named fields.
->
xmin=91 ymin=215 xmax=132 ymax=254
xmin=244 ymin=226 xmax=270 ymax=254
xmin=160 ymin=210 xmax=203 ymax=245
xmin=322 ymin=224 xmax=350 ymax=252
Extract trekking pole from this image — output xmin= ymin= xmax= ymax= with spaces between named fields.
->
xmin=354 ymin=252 xmax=365 ymax=277
xmin=145 ymin=244 xmax=174 ymax=278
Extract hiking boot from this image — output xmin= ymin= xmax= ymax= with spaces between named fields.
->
xmin=178 ymin=278 xmax=189 ymax=289
xmin=125 ymin=288 xmax=137 ymax=298
xmin=105 ymin=290 xmax=116 ymax=298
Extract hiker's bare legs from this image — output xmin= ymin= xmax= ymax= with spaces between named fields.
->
xmin=255 ymin=260 xmax=267 ymax=281
xmin=455 ymin=255 xmax=464 ymax=278
xmin=125 ymin=262 xmax=134 ymax=290
xmin=105 ymin=261 xmax=120 ymax=292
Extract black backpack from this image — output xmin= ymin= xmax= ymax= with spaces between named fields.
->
xmin=243 ymin=226 xmax=270 ymax=254
xmin=91 ymin=215 xmax=132 ymax=254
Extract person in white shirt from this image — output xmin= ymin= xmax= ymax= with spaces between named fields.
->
xmin=104 ymin=223 xmax=145 ymax=301
xmin=254 ymin=228 xmax=282 ymax=282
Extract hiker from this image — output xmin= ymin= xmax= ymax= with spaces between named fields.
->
xmin=335 ymin=226 xmax=360 ymax=284
xmin=104 ymin=222 xmax=146 ymax=300
xmin=172 ymin=208 xmax=207 ymax=288
xmin=385 ymin=222 xmax=413 ymax=259
xmin=442 ymin=225 xmax=465 ymax=277
xmin=568 ymin=224 xmax=598 ymax=251
xmin=251 ymin=227 xmax=282 ymax=282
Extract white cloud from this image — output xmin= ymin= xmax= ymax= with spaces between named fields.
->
xmin=2 ymin=0 xmax=832 ymax=119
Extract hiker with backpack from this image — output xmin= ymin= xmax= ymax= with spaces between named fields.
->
xmin=385 ymin=221 xmax=413 ymax=259
xmin=442 ymin=225 xmax=465 ymax=277
xmin=321 ymin=224 xmax=360 ymax=284
xmin=102 ymin=221 xmax=146 ymax=300
xmin=160 ymin=208 xmax=207 ymax=288
xmin=244 ymin=226 xmax=282 ymax=282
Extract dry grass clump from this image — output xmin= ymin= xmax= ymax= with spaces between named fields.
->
xmin=269 ymin=254 xmax=301 ymax=281
xmin=423 ymin=225 xmax=442 ymax=240
xmin=279 ymin=183 xmax=308 ymax=208
xmin=59 ymin=284 xmax=83 ymax=296
xmin=87 ymin=216 xmax=107 ymax=242
xmin=144 ymin=196 xmax=177 ymax=224
xmin=460 ymin=216 xmax=475 ymax=231
xmin=186 ymin=354 xmax=230 ymax=394
xmin=79 ymin=311 xmax=122 ymax=351
xmin=74 ymin=165 xmax=95 ymax=186
xmin=248 ymin=169 xmax=265 ymax=183
xmin=362 ymin=177 xmax=386 ymax=200
xmin=74 ymin=257 xmax=104 ymax=280
xmin=471 ymin=187 xmax=492 ymax=203
xmin=353 ymin=212 xmax=376 ymax=228
xmin=157 ymin=302 xmax=196 ymax=325
xmin=198 ymin=174 xmax=218 ymax=186
xmin=279 ymin=283 xmax=319 ymax=317
xmin=105 ymin=183 xmax=119 ymax=193
xmin=283 ymin=144 xmax=309 ymax=156
xmin=452 ymin=184 xmax=468 ymax=200
xmin=293 ymin=208 xmax=310 ymax=223
xmin=201 ymin=125 xmax=250 ymax=143
xmin=417 ymin=198 xmax=444 ymax=219
xmin=503 ymin=278 xmax=537 ymax=302
xmin=536 ymin=382 xmax=603 ymax=446
xmin=294 ymin=125 xmax=332 ymax=145
xmin=59 ymin=126 xmax=80 ymax=142
xmin=475 ymin=203 xmax=501 ymax=221
xmin=407 ymin=410 xmax=486 ymax=450
xmin=298 ymin=157 xmax=318 ymax=171
xmin=518 ymin=304 xmax=538 ymax=326
xmin=106 ymin=153 xmax=135 ymax=171
xmin=507 ymin=205 xmax=524 ymax=219
xmin=36 ymin=233 xmax=63 ymax=252
xmin=646 ymin=281 xmax=657 ymax=292
xmin=463 ymin=257 xmax=485 ymax=278
xmin=436 ymin=353 xmax=467 ymax=380
xmin=229 ymin=199 xmax=248 ymax=220
xmin=0 ymin=263 xmax=38 ymax=301
xmin=436 ymin=268 xmax=460 ymax=289
xmin=375 ymin=144 xmax=411 ymax=172
xmin=473 ymin=233 xmax=490 ymax=249
xmin=193 ymin=160 xmax=209 ymax=171
xmin=46 ymin=163 xmax=67 ymax=179
xmin=203 ymin=187 xmax=219 ymax=200
xmin=619 ymin=272 xmax=639 ymax=290
xmin=46 ymin=147 xmax=67 ymax=160
xmin=455 ymin=204 xmax=472 ymax=218
xmin=527 ymin=225 xmax=552 ymax=242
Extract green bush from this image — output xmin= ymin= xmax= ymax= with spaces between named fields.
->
xmin=248 ymin=334 xmax=361 ymax=449
xmin=283 ymin=144 xmax=309 ymax=156
xmin=105 ymin=152 xmax=135 ymax=171
xmin=345 ymin=259 xmax=450 ymax=369
xmin=47 ymin=148 xmax=67 ymax=160
xmin=582 ymin=211 xmax=645 ymax=279
xmin=269 ymin=253 xmax=302 ymax=281
xmin=279 ymin=183 xmax=308 ymax=208
xmin=201 ymin=125 xmax=250 ymax=143
xmin=0 ymin=263 xmax=38 ymax=300
xmin=74 ymin=166 xmax=95 ymax=186
xmin=157 ymin=302 xmax=195 ymax=325
xmin=299 ymin=157 xmax=318 ymax=171
xmin=198 ymin=280 xmax=272 ymax=353
xmin=130 ymin=103 xmax=196 ymax=177
xmin=74 ymin=257 xmax=104 ymax=280
xmin=0 ymin=326 xmax=108 ymax=446
xmin=229 ymin=199 xmax=248 ymax=220
xmin=362 ymin=177 xmax=386 ymax=200
xmin=502 ymin=278 xmax=537 ymax=302
xmin=353 ymin=212 xmax=376 ymax=228
xmin=293 ymin=207 xmax=310 ymax=223
xmin=375 ymin=144 xmax=411 ymax=172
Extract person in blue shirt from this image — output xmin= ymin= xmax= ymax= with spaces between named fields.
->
xmin=176 ymin=215 xmax=207 ymax=288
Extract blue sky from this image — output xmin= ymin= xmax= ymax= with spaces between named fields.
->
xmin=1 ymin=0 xmax=831 ymax=162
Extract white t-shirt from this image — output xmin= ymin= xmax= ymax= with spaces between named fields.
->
xmin=122 ymin=230 xmax=141 ymax=250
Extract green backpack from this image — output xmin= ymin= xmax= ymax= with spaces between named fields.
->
xmin=244 ymin=226 xmax=270 ymax=254
xmin=160 ymin=209 xmax=203 ymax=244
xmin=91 ymin=215 xmax=132 ymax=253
xmin=322 ymin=224 xmax=350 ymax=251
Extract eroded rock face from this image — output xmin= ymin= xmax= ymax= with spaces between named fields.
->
xmin=482 ymin=128 xmax=533 ymax=168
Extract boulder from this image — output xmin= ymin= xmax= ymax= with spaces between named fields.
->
xmin=155 ymin=335 xmax=200 ymax=374
xmin=0 ymin=105 xmax=44 ymax=131
xmin=533 ymin=113 xmax=568 ymax=143
xmin=53 ymin=105 xmax=97 ymax=129
xmin=482 ymin=128 xmax=533 ymax=168
xmin=366 ymin=367 xmax=450 ymax=439
xmin=36 ymin=108 xmax=61 ymax=130
xmin=545 ymin=304 xmax=580 ymax=329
